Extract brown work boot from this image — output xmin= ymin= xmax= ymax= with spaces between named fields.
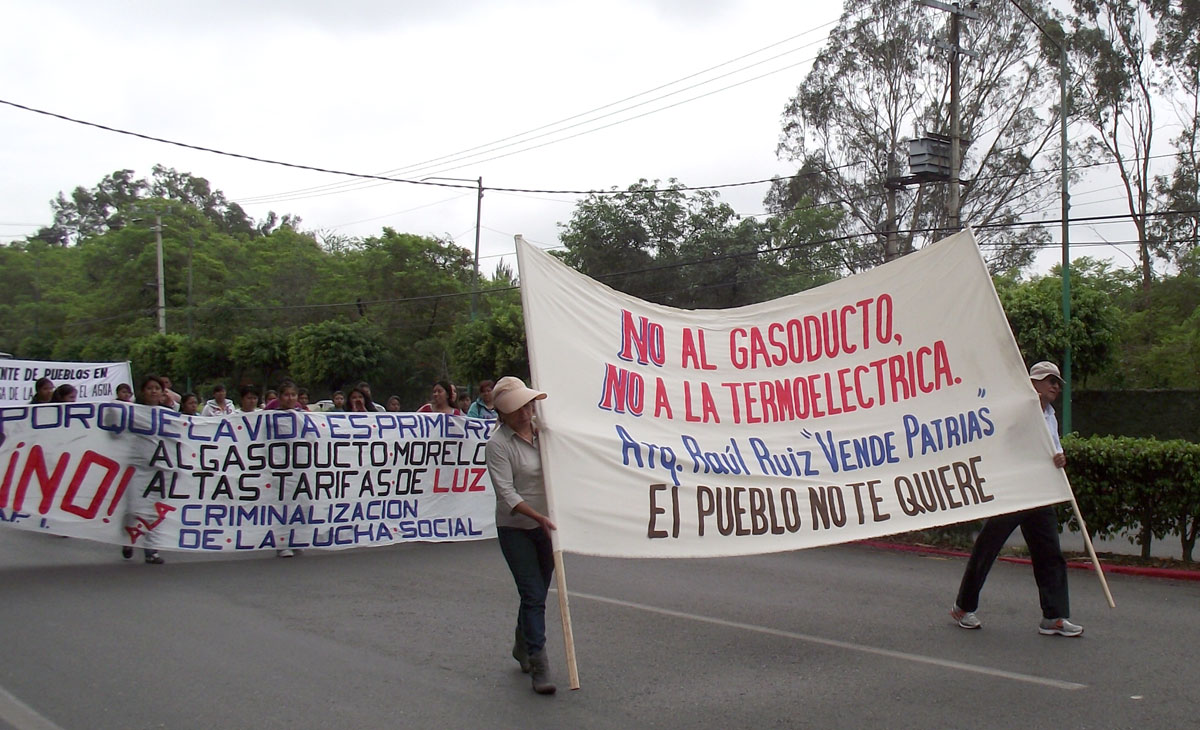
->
xmin=528 ymin=650 xmax=556 ymax=695
xmin=511 ymin=627 xmax=531 ymax=673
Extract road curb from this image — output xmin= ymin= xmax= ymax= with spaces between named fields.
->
xmin=854 ymin=539 xmax=1200 ymax=582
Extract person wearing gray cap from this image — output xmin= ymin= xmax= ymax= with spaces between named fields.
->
xmin=950 ymin=361 xmax=1084 ymax=637
xmin=485 ymin=376 xmax=558 ymax=694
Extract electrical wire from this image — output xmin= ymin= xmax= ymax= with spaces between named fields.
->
xmin=234 ymin=23 xmax=837 ymax=204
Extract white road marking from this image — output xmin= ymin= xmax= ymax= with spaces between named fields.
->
xmin=0 ymin=686 xmax=65 ymax=730
xmin=568 ymin=590 xmax=1087 ymax=691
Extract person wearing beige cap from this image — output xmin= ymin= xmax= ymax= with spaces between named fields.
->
xmin=485 ymin=376 xmax=558 ymax=694
xmin=950 ymin=361 xmax=1083 ymax=637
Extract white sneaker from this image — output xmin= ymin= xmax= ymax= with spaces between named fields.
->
xmin=1038 ymin=618 xmax=1083 ymax=637
xmin=276 ymin=549 xmax=295 ymax=558
xmin=951 ymin=604 xmax=981 ymax=629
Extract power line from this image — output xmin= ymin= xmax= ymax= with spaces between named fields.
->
xmin=234 ymin=24 xmax=837 ymax=205
xmin=0 ymin=97 xmax=854 ymax=199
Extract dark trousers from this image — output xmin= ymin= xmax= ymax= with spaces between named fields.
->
xmin=955 ymin=506 xmax=1070 ymax=619
xmin=497 ymin=526 xmax=555 ymax=656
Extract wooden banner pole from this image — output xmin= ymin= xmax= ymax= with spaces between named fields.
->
xmin=553 ymin=550 xmax=581 ymax=690
xmin=1067 ymin=495 xmax=1116 ymax=609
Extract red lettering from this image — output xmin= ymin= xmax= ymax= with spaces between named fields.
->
xmin=14 ymin=446 xmax=70 ymax=515
xmin=60 ymin=450 xmax=121 ymax=519
xmin=617 ymin=310 xmax=665 ymax=366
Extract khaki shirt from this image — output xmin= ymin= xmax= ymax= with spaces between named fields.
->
xmin=485 ymin=422 xmax=547 ymax=530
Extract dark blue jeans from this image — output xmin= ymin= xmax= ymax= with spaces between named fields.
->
xmin=497 ymin=526 xmax=555 ymax=656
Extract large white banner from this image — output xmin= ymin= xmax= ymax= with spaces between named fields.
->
xmin=0 ymin=359 xmax=131 ymax=405
xmin=516 ymin=230 xmax=1072 ymax=558
xmin=0 ymin=406 xmax=496 ymax=552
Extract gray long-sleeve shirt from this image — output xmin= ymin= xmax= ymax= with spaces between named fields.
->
xmin=485 ymin=422 xmax=548 ymax=530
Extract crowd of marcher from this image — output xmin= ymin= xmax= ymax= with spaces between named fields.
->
xmin=30 ymin=373 xmax=499 ymax=419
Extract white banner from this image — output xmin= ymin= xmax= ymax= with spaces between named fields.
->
xmin=0 ymin=359 xmax=131 ymax=405
xmin=516 ymin=229 xmax=1072 ymax=558
xmin=0 ymin=406 xmax=496 ymax=552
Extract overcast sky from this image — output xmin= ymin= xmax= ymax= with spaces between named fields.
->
xmin=2 ymin=0 xmax=1155 ymax=280
xmin=0 ymin=0 xmax=856 ymax=275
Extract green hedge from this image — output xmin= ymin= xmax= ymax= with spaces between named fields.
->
xmin=1062 ymin=435 xmax=1200 ymax=562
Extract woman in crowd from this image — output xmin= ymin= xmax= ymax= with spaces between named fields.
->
xmin=485 ymin=376 xmax=556 ymax=695
xmin=123 ymin=374 xmax=167 ymax=565
xmin=467 ymin=379 xmax=497 ymax=419
xmin=421 ymin=380 xmax=463 ymax=415
xmin=159 ymin=375 xmax=181 ymax=410
xmin=331 ymin=390 xmax=345 ymax=411
xmin=354 ymin=381 xmax=383 ymax=412
xmin=50 ymin=384 xmax=77 ymax=403
xmin=201 ymin=384 xmax=234 ymax=416
xmin=234 ymin=384 xmax=260 ymax=414
xmin=346 ymin=388 xmax=370 ymax=412
xmin=30 ymin=377 xmax=54 ymax=403
xmin=385 ymin=395 xmax=402 ymax=412
xmin=267 ymin=380 xmax=300 ymax=411
xmin=115 ymin=383 xmax=134 ymax=403
xmin=179 ymin=393 xmax=199 ymax=416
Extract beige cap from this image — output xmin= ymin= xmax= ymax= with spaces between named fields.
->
xmin=1028 ymin=361 xmax=1063 ymax=382
xmin=491 ymin=376 xmax=547 ymax=414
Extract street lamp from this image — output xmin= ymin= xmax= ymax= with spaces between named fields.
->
xmin=422 ymin=176 xmax=483 ymax=320
xmin=1021 ymin=6 xmax=1072 ymax=432
xmin=1005 ymin=1 xmax=1073 ymax=430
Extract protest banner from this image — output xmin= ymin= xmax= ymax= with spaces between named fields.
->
xmin=0 ymin=406 xmax=496 ymax=551
xmin=0 ymin=359 xmax=132 ymax=405
xmin=515 ymin=229 xmax=1077 ymax=559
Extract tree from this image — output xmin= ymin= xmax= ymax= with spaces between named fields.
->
xmin=172 ymin=338 xmax=233 ymax=389
xmin=32 ymin=166 xmax=283 ymax=246
xmin=128 ymin=334 xmax=187 ymax=381
xmin=996 ymin=264 xmax=1125 ymax=383
xmin=230 ymin=329 xmax=291 ymax=388
xmin=451 ymin=300 xmax=529 ymax=384
xmin=288 ymin=320 xmax=385 ymax=392
xmin=1066 ymin=0 xmax=1167 ymax=288
xmin=1103 ymin=248 xmax=1200 ymax=386
xmin=774 ymin=0 xmax=1061 ymax=272
xmin=1147 ymin=0 xmax=1200 ymax=259
xmin=559 ymin=179 xmax=839 ymax=308
xmin=34 ymin=169 xmax=146 ymax=246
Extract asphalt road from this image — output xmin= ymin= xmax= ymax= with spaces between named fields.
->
xmin=0 ymin=529 xmax=1196 ymax=730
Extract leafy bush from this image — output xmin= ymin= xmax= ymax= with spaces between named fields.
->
xmin=1063 ymin=435 xmax=1200 ymax=562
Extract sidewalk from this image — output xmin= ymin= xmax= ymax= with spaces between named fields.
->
xmin=859 ymin=537 xmax=1200 ymax=582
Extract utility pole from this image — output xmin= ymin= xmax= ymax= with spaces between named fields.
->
xmin=154 ymin=214 xmax=166 ymax=334
xmin=422 ymin=176 xmax=484 ymax=320
xmin=186 ymin=234 xmax=195 ymax=392
xmin=949 ymin=10 xmax=962 ymax=229
xmin=131 ymin=206 xmax=171 ymax=334
xmin=1057 ymin=42 xmax=1073 ymax=432
xmin=922 ymin=0 xmax=979 ymax=230
xmin=471 ymin=176 xmax=483 ymax=319
xmin=885 ymin=152 xmax=900 ymax=262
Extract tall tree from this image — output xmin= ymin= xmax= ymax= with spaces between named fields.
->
xmin=774 ymin=0 xmax=1061 ymax=272
xmin=1147 ymin=0 xmax=1200 ymax=259
xmin=32 ymin=166 xmax=285 ymax=245
xmin=995 ymin=260 xmax=1125 ymax=383
xmin=1067 ymin=0 xmax=1167 ymax=288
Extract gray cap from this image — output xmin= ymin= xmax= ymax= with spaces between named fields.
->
xmin=1029 ymin=361 xmax=1062 ymax=382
